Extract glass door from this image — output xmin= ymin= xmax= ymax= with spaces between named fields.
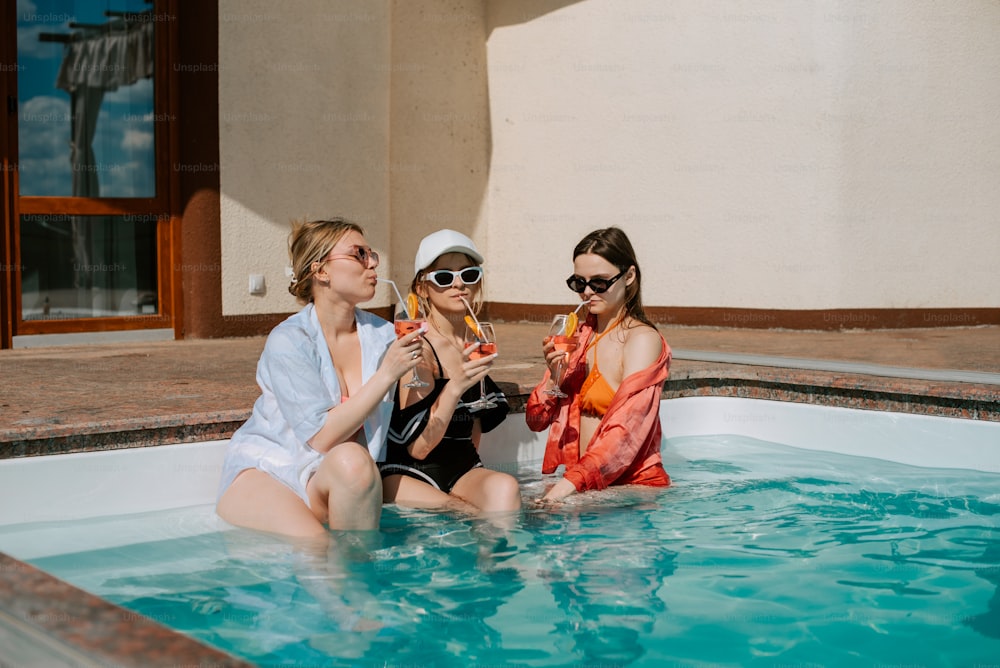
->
xmin=2 ymin=0 xmax=177 ymax=345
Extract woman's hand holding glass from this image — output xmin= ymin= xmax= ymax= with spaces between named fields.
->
xmin=383 ymin=327 xmax=426 ymax=382
xmin=395 ymin=297 xmax=430 ymax=388
xmin=450 ymin=341 xmax=496 ymax=396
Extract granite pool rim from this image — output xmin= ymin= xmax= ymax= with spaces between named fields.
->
xmin=3 ymin=363 xmax=998 ymax=460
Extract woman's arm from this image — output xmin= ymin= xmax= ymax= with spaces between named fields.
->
xmin=308 ymin=329 xmax=424 ymax=453
xmin=542 ymin=477 xmax=578 ymax=502
xmin=526 ymin=331 xmax=589 ymax=431
xmin=525 ymin=377 xmax=560 ymax=431
xmin=403 ymin=348 xmax=495 ymax=460
xmin=621 ymin=326 xmax=665 ymax=380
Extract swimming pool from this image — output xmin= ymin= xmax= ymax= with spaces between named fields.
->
xmin=1 ymin=397 xmax=998 ymax=666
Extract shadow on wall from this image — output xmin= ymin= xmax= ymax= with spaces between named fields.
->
xmin=216 ymin=0 xmax=591 ymax=313
xmin=487 ymin=0 xmax=586 ymax=34
xmin=386 ymin=0 xmax=589 ymax=291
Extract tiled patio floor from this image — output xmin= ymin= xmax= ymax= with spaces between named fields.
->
xmin=1 ymin=323 xmax=997 ymax=455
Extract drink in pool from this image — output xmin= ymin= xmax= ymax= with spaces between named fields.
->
xmin=467 ymin=342 xmax=497 ymax=360
xmin=395 ymin=320 xmax=423 ymax=338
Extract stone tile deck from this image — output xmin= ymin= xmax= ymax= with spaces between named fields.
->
xmin=1 ymin=323 xmax=998 ymax=457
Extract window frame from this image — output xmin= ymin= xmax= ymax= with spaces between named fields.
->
xmin=2 ymin=0 xmax=181 ymax=344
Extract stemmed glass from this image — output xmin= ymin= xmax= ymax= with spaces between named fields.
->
xmin=463 ymin=322 xmax=497 ymax=410
xmin=544 ymin=314 xmax=578 ymax=398
xmin=394 ymin=300 xmax=429 ymax=389
xmin=380 ymin=278 xmax=429 ymax=389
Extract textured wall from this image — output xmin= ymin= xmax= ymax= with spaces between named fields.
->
xmin=217 ymin=0 xmax=1000 ymax=317
xmin=485 ymin=0 xmax=1000 ymax=309
xmin=218 ymin=0 xmax=392 ymax=315
xmin=387 ymin=0 xmax=491 ymax=289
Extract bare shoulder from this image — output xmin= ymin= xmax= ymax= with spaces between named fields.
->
xmin=622 ymin=323 xmax=664 ymax=375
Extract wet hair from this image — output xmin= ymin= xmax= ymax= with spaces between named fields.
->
xmin=409 ymin=253 xmax=485 ymax=317
xmin=573 ymin=227 xmax=655 ymax=329
xmin=287 ymin=218 xmax=364 ymax=304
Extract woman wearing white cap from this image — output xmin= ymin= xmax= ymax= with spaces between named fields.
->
xmin=379 ymin=229 xmax=522 ymax=515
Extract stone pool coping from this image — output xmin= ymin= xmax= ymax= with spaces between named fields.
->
xmin=2 ymin=323 xmax=998 ymax=458
xmin=2 ymin=360 xmax=997 ymax=458
xmin=0 ymin=553 xmax=254 ymax=667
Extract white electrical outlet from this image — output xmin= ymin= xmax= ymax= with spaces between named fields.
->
xmin=249 ymin=274 xmax=266 ymax=295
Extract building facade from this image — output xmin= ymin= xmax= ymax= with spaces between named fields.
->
xmin=2 ymin=0 xmax=997 ymax=348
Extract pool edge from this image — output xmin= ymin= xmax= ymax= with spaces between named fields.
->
xmin=5 ymin=369 xmax=996 ymax=460
xmin=0 ymin=552 xmax=254 ymax=667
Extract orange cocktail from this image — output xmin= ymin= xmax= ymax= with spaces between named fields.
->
xmin=395 ymin=320 xmax=423 ymax=338
xmin=544 ymin=312 xmax=580 ymax=398
xmin=397 ymin=293 xmax=429 ymax=388
xmin=462 ymin=319 xmax=498 ymax=409
xmin=467 ymin=341 xmax=497 ymax=359
xmin=551 ymin=335 xmax=577 ymax=355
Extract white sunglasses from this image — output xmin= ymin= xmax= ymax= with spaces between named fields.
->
xmin=424 ymin=266 xmax=484 ymax=288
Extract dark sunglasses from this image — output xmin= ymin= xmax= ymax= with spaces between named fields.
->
xmin=425 ymin=266 xmax=484 ymax=288
xmin=326 ymin=245 xmax=380 ymax=268
xmin=565 ymin=269 xmax=625 ymax=294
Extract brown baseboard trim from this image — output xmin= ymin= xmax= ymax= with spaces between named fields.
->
xmin=367 ymin=305 xmax=394 ymax=321
xmin=484 ymin=304 xmax=1000 ymax=330
xmin=194 ymin=306 xmax=395 ymax=339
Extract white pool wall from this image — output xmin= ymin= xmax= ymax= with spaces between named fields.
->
xmin=0 ymin=440 xmax=228 ymax=525
xmin=661 ymin=397 xmax=1000 ymax=472
xmin=1 ymin=397 xmax=997 ymax=527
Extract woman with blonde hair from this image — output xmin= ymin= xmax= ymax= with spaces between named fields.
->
xmin=527 ymin=227 xmax=671 ymax=503
xmin=217 ymin=218 xmax=425 ymax=539
xmin=379 ymin=229 xmax=521 ymax=515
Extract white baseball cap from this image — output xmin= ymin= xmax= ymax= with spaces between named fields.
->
xmin=413 ymin=229 xmax=484 ymax=274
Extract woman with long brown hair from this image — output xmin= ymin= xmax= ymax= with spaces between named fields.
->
xmin=526 ymin=227 xmax=672 ymax=503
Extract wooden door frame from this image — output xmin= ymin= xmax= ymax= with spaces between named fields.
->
xmin=1 ymin=0 xmax=14 ymax=348
xmin=1 ymin=0 xmax=181 ymax=345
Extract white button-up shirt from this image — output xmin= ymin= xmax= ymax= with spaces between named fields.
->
xmin=218 ymin=304 xmax=396 ymax=504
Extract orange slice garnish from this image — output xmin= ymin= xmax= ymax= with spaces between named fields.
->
xmin=405 ymin=293 xmax=420 ymax=320
xmin=565 ymin=312 xmax=579 ymax=337
xmin=464 ymin=315 xmax=481 ymax=338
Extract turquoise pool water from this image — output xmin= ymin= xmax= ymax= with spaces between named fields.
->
xmin=22 ymin=435 xmax=1000 ymax=667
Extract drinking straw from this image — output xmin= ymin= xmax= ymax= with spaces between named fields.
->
xmin=574 ymin=300 xmax=591 ymax=314
xmin=377 ymin=278 xmax=405 ymax=310
xmin=459 ymin=296 xmax=484 ymax=339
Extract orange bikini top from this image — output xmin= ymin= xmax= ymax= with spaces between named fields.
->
xmin=577 ymin=321 xmax=620 ymax=417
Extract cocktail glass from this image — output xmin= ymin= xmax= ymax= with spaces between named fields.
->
xmin=395 ymin=303 xmax=429 ymax=389
xmin=463 ymin=321 xmax=497 ymax=410
xmin=544 ymin=314 xmax=578 ymax=398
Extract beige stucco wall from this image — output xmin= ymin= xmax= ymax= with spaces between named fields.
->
xmin=387 ymin=0 xmax=491 ymax=287
xmin=218 ymin=0 xmax=393 ymax=315
xmin=218 ymin=0 xmax=999 ymax=317
xmin=218 ymin=0 xmax=489 ymax=315
xmin=485 ymin=0 xmax=1000 ymax=310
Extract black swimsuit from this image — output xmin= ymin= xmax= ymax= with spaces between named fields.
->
xmin=379 ymin=340 xmax=508 ymax=492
